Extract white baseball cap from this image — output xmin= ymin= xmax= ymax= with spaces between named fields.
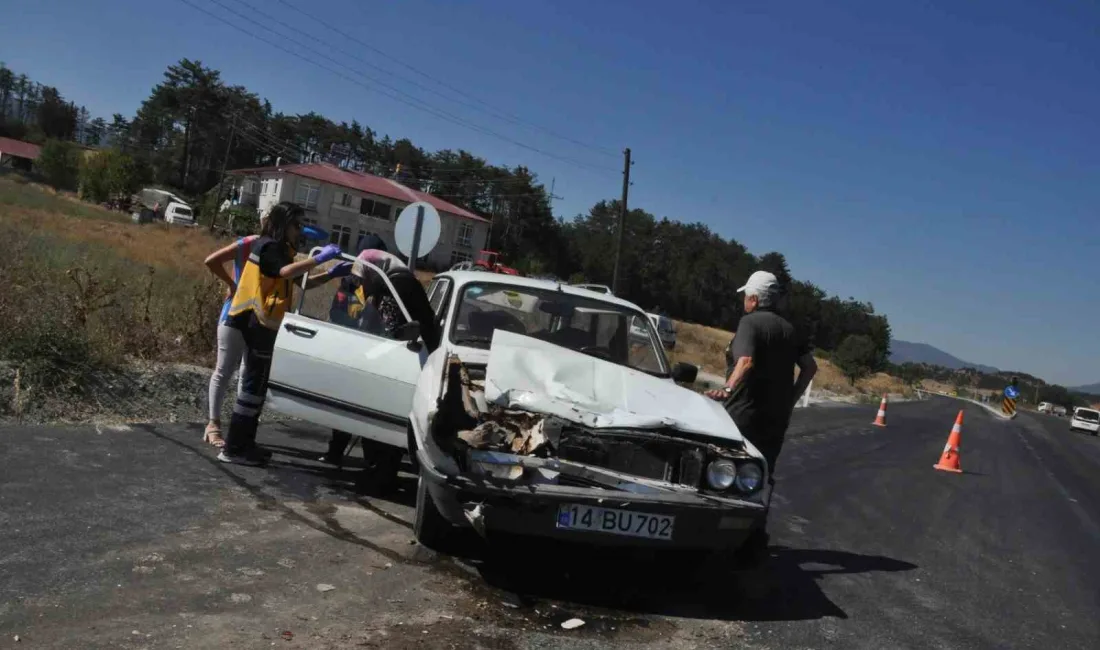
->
xmin=737 ymin=270 xmax=779 ymax=296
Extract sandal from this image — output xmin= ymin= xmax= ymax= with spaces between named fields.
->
xmin=204 ymin=423 xmax=226 ymax=448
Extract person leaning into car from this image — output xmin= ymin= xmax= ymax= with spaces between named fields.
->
xmin=705 ymin=271 xmax=817 ymax=479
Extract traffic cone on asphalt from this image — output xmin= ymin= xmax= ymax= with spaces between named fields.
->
xmin=934 ymin=410 xmax=964 ymax=473
xmin=872 ymin=395 xmax=888 ymax=427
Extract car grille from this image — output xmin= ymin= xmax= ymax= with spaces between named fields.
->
xmin=555 ymin=428 xmax=706 ymax=488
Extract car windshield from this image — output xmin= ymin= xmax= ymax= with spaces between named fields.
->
xmin=1075 ymin=409 xmax=1099 ymax=422
xmin=450 ymin=282 xmax=669 ymax=376
xmin=175 ymin=207 xmax=192 ymax=216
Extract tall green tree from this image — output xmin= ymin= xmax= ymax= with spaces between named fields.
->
xmin=834 ymin=334 xmax=879 ymax=385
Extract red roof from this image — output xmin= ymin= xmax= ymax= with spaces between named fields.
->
xmin=0 ymin=137 xmax=42 ymax=161
xmin=229 ymin=162 xmax=489 ymax=223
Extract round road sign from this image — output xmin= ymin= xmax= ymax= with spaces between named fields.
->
xmin=1004 ymin=385 xmax=1020 ymax=399
xmin=394 ymin=201 xmax=441 ymax=259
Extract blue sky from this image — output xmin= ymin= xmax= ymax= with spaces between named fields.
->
xmin=2 ymin=0 xmax=1098 ymax=385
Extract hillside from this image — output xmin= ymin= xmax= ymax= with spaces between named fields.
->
xmin=890 ymin=339 xmax=998 ymax=374
xmin=1071 ymin=382 xmax=1100 ymax=396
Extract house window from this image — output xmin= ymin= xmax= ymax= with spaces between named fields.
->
xmin=449 ymin=250 xmax=472 ymax=266
xmin=360 ymin=198 xmax=392 ymax=220
xmin=243 ymin=179 xmax=258 ymax=194
xmin=330 ymin=224 xmax=353 ymax=249
xmin=455 ymin=222 xmax=474 ymax=248
xmin=295 ymin=180 xmax=320 ymax=210
xmin=336 ymin=191 xmax=353 ymax=207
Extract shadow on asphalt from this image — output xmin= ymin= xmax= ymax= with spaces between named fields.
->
xmin=440 ymin=536 xmax=918 ymax=623
xmin=136 ymin=422 xmax=917 ymax=623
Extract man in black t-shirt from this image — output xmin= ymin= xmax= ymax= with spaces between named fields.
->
xmin=706 ymin=271 xmax=817 ymax=477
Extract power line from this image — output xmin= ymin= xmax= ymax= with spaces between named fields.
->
xmin=266 ymin=0 xmax=619 ymax=159
xmin=178 ymin=0 xmax=619 ymax=175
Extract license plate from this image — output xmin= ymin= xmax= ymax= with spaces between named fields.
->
xmin=555 ymin=504 xmax=674 ymax=540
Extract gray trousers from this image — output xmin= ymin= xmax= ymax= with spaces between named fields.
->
xmin=207 ymin=323 xmax=246 ymax=421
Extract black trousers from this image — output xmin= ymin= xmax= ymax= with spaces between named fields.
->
xmin=224 ymin=323 xmax=277 ymax=454
xmin=728 ymin=414 xmax=787 ymax=478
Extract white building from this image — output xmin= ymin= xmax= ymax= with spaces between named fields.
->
xmin=229 ymin=162 xmax=490 ymax=269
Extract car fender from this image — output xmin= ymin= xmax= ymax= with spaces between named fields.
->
xmin=409 ymin=346 xmax=462 ymax=476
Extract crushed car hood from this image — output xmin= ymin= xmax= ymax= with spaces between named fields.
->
xmin=482 ymin=330 xmax=744 ymax=442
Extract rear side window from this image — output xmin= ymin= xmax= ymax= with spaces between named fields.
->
xmin=1075 ymin=409 xmax=1100 ymax=422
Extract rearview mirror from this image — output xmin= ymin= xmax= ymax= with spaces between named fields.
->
xmin=395 ymin=321 xmax=421 ymax=342
xmin=671 ymin=362 xmax=698 ymax=385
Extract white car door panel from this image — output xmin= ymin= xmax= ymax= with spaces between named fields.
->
xmin=267 ymin=253 xmax=426 ymax=447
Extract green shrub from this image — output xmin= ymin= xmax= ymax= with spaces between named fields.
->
xmin=35 ymin=139 xmax=81 ymax=190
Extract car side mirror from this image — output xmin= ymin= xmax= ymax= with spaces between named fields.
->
xmin=672 ymin=362 xmax=698 ymax=385
xmin=395 ymin=321 xmax=421 ymax=342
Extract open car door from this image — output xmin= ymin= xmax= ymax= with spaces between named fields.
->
xmin=267 ymin=254 xmax=425 ymax=448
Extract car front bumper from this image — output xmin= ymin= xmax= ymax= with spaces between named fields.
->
xmin=417 ymin=452 xmax=770 ymax=551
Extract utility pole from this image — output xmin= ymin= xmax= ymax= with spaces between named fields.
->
xmin=210 ymin=114 xmax=236 ymax=233
xmin=547 ymin=177 xmax=564 ymax=208
xmin=611 ymin=147 xmax=632 ymax=294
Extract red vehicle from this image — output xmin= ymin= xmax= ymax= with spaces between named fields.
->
xmin=474 ymin=250 xmax=521 ymax=276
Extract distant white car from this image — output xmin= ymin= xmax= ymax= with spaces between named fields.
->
xmin=1038 ymin=402 xmax=1053 ymax=414
xmin=1069 ymin=407 xmax=1099 ymax=435
xmin=572 ymin=283 xmax=613 ymax=295
xmin=265 ymin=266 xmax=775 ymax=560
xmin=649 ymin=313 xmax=677 ymax=350
xmin=164 ymin=201 xmax=195 ymax=226
xmin=449 ymin=261 xmax=475 ymax=272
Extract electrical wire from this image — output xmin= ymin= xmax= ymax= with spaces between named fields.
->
xmin=177 ymin=0 xmax=620 ymax=175
xmin=263 ymin=0 xmax=620 ymax=159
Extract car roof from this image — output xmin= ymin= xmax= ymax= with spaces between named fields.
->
xmin=438 ymin=271 xmax=648 ymax=314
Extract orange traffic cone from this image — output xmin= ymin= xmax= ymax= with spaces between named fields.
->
xmin=872 ymin=394 xmax=888 ymax=427
xmin=934 ymin=410 xmax=964 ymax=473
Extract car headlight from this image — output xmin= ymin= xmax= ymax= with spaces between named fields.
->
xmin=734 ymin=462 xmax=763 ymax=493
xmin=705 ymin=459 xmax=737 ymax=490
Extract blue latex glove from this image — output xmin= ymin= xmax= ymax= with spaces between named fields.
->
xmin=328 ymin=261 xmax=353 ymax=278
xmin=313 ymin=243 xmax=342 ymax=264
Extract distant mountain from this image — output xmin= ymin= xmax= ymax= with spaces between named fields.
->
xmin=1070 ymin=383 xmax=1100 ymax=396
xmin=889 ymin=340 xmax=999 ymax=374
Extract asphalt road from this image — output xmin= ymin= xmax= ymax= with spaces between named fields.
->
xmin=1 ymin=397 xmax=1098 ymax=649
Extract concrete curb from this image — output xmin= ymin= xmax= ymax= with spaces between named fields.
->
xmin=917 ymin=390 xmax=1015 ymax=420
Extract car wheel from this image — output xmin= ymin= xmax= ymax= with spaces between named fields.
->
xmin=406 ymin=426 xmax=420 ymax=473
xmin=731 ymin=527 xmax=771 ymax=570
xmin=354 ymin=440 xmax=402 ymax=496
xmin=414 ymin=471 xmax=452 ymax=551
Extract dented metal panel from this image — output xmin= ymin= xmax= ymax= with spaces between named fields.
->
xmin=482 ymin=330 xmax=745 ymax=442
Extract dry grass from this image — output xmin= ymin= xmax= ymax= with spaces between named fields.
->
xmin=669 ymin=321 xmax=732 ymax=375
xmin=671 ymin=318 xmax=913 ymax=399
xmin=814 ymin=358 xmax=913 ymax=398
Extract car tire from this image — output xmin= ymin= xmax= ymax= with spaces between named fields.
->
xmin=354 ymin=440 xmax=402 ymax=496
xmin=731 ymin=527 xmax=771 ymax=570
xmin=406 ymin=426 xmax=420 ymax=473
xmin=414 ymin=471 xmax=452 ymax=551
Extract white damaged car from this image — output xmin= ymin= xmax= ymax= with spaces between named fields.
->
xmin=267 ymin=268 xmax=771 ymax=558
